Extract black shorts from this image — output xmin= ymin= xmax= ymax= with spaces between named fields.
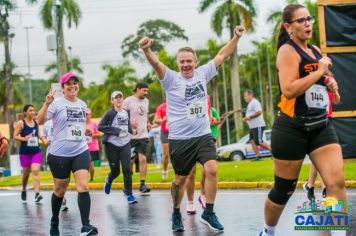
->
xmin=90 ymin=151 xmax=100 ymax=161
xmin=47 ymin=150 xmax=91 ymax=179
xmin=130 ymin=138 xmax=149 ymax=156
xmin=249 ymin=127 xmax=265 ymax=145
xmin=271 ymin=113 xmax=339 ymax=160
xmin=160 ymin=131 xmax=169 ymax=144
xmin=169 ymin=134 xmax=216 ymax=176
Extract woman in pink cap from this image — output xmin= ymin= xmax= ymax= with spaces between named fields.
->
xmin=37 ymin=72 xmax=98 ymax=236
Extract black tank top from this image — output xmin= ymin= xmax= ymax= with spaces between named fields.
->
xmin=286 ymin=39 xmax=326 ymax=117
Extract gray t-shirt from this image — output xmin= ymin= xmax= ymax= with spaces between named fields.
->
xmin=107 ymin=109 xmax=131 ymax=147
xmin=46 ymin=97 xmax=88 ymax=156
xmin=160 ymin=60 xmax=217 ymax=139
xmin=122 ymin=96 xmax=149 ymax=139
xmin=246 ymin=98 xmax=265 ymax=129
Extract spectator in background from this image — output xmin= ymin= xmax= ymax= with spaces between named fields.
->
xmin=148 ymin=123 xmax=162 ymax=168
xmin=0 ymin=132 xmax=8 ymax=158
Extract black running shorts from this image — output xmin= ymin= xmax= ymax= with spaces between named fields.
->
xmin=249 ymin=127 xmax=265 ymax=145
xmin=89 ymin=151 xmax=100 ymax=161
xmin=169 ymin=134 xmax=217 ymax=176
xmin=47 ymin=150 xmax=91 ymax=179
xmin=271 ymin=112 xmax=339 ymax=160
xmin=130 ymin=138 xmax=149 ymax=156
xmin=160 ymin=131 xmax=169 ymax=144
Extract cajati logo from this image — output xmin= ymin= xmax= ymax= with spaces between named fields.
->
xmin=294 ymin=197 xmax=350 ymax=231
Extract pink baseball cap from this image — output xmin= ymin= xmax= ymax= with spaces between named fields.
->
xmin=60 ymin=72 xmax=78 ymax=85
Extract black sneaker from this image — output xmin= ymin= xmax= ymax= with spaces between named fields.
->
xmin=139 ymin=184 xmax=151 ymax=193
xmin=200 ymin=211 xmax=224 ymax=231
xmin=50 ymin=218 xmax=59 ymax=236
xmin=21 ymin=190 xmax=26 ymax=201
xmin=252 ymin=156 xmax=262 ymax=161
xmin=172 ymin=212 xmax=184 ymax=232
xmin=35 ymin=193 xmax=43 ymax=203
xmin=303 ymin=182 xmax=315 ymax=201
xmin=80 ymin=224 xmax=98 ymax=236
xmin=322 ymin=188 xmax=327 ymax=198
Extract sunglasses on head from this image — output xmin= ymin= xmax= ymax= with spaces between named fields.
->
xmin=289 ymin=16 xmax=315 ymax=24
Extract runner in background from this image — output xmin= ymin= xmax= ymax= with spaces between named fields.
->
xmin=85 ymin=108 xmax=101 ymax=181
xmin=153 ymin=101 xmax=169 ymax=179
xmin=0 ymin=132 xmax=8 ymax=158
xmin=14 ymin=104 xmax=43 ymax=203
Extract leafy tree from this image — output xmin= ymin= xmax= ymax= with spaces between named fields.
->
xmin=26 ymin=0 xmax=82 ymax=77
xmin=121 ymin=19 xmax=188 ymax=60
xmin=198 ymin=0 xmax=257 ymax=139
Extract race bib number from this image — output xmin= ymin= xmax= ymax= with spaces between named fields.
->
xmin=27 ymin=137 xmax=38 ymax=147
xmin=67 ymin=125 xmax=84 ymax=141
xmin=187 ymin=102 xmax=206 ymax=120
xmin=305 ymin=84 xmax=328 ymax=109
xmin=118 ymin=125 xmax=128 ymax=138
xmin=85 ymin=136 xmax=92 ymax=144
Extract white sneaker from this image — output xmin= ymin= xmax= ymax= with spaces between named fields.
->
xmin=162 ymin=171 xmax=168 ymax=180
xmin=186 ymin=203 xmax=196 ymax=215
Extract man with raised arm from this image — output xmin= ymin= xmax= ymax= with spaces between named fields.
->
xmin=139 ymin=25 xmax=245 ymax=232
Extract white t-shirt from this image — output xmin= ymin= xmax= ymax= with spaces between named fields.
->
xmin=246 ymin=98 xmax=265 ymax=129
xmin=160 ymin=60 xmax=217 ymax=139
xmin=107 ymin=109 xmax=131 ymax=147
xmin=46 ymin=97 xmax=88 ymax=156
xmin=122 ymin=96 xmax=149 ymax=139
xmin=41 ymin=120 xmax=54 ymax=141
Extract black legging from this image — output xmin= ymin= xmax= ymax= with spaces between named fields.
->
xmin=105 ymin=142 xmax=132 ymax=195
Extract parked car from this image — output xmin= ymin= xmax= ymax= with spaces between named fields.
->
xmin=217 ymin=129 xmax=272 ymax=161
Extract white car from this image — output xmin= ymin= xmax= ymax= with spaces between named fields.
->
xmin=217 ymin=129 xmax=272 ymax=161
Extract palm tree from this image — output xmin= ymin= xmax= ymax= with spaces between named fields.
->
xmin=0 ymin=1 xmax=16 ymax=152
xmin=45 ymin=56 xmax=84 ymax=84
xmin=26 ymin=0 xmax=81 ymax=79
xmin=199 ymin=0 xmax=256 ymax=140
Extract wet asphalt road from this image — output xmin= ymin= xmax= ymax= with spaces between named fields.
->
xmin=0 ymin=189 xmax=355 ymax=236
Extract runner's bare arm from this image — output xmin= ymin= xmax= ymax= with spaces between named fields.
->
xmin=214 ymin=25 xmax=245 ymax=67
xmin=139 ymin=37 xmax=166 ymax=80
xmin=37 ymin=89 xmax=56 ymax=125
xmin=277 ymin=45 xmax=331 ymax=99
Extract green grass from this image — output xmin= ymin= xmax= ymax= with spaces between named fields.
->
xmin=1 ymin=159 xmax=356 ymax=187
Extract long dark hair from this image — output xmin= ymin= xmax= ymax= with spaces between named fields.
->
xmin=277 ymin=4 xmax=305 ymax=50
xmin=23 ymin=104 xmax=34 ymax=113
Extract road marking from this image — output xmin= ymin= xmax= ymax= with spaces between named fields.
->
xmin=0 ymin=192 xmax=18 ymax=197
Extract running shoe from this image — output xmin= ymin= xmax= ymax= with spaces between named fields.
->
xmin=127 ymin=195 xmax=138 ymax=204
xmin=200 ymin=211 xmax=224 ymax=232
xmin=50 ymin=218 xmax=59 ymax=236
xmin=139 ymin=184 xmax=151 ymax=193
xmin=162 ymin=171 xmax=168 ymax=180
xmin=80 ymin=224 xmax=98 ymax=236
xmin=104 ymin=177 xmax=111 ymax=195
xmin=303 ymin=182 xmax=315 ymax=201
xmin=252 ymin=156 xmax=262 ymax=161
xmin=186 ymin=203 xmax=196 ymax=215
xmin=21 ymin=190 xmax=26 ymax=201
xmin=35 ymin=193 xmax=43 ymax=203
xmin=257 ymin=228 xmax=274 ymax=236
xmin=322 ymin=188 xmax=327 ymax=198
xmin=172 ymin=212 xmax=184 ymax=232
xmin=198 ymin=195 xmax=206 ymax=209
xmin=61 ymin=197 xmax=69 ymax=211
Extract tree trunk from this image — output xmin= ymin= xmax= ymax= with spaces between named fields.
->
xmin=55 ymin=8 xmax=68 ymax=80
xmin=58 ymin=24 xmax=68 ymax=78
xmin=229 ymin=52 xmax=241 ymax=141
xmin=2 ymin=17 xmax=16 ymax=154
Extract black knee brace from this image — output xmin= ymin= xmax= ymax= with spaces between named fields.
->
xmin=268 ymin=175 xmax=298 ymax=205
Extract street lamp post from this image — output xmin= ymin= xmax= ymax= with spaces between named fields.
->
xmin=24 ymin=26 xmax=34 ymax=103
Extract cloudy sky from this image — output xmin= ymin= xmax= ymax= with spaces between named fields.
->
xmin=1 ymin=0 xmax=287 ymax=85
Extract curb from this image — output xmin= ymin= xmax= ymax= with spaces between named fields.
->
xmin=2 ymin=180 xmax=356 ymax=191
